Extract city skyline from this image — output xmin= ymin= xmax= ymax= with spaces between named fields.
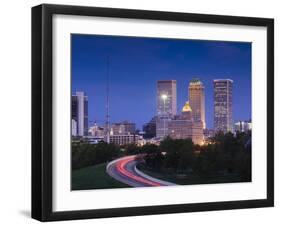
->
xmin=72 ymin=34 xmax=252 ymax=130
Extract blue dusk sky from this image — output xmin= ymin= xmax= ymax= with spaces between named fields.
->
xmin=71 ymin=34 xmax=252 ymax=130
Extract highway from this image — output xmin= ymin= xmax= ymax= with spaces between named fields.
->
xmin=106 ymin=155 xmax=176 ymax=187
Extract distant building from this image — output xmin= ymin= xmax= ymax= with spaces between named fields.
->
xmin=189 ymin=78 xmax=206 ymax=129
xmin=156 ymin=80 xmax=177 ymax=138
xmin=214 ymin=79 xmax=233 ymax=133
xmin=72 ymin=91 xmax=88 ymax=136
xmin=156 ymin=116 xmax=172 ymax=139
xmin=234 ymin=120 xmax=252 ymax=133
xmin=84 ymin=136 xmax=104 ymax=144
xmin=143 ymin=116 xmax=157 ymax=139
xmin=88 ymin=123 xmax=105 ymax=137
xmin=203 ymin=128 xmax=215 ymax=138
xmin=109 ymin=134 xmax=139 ymax=145
xmin=168 ymin=101 xmax=204 ymax=145
xmin=110 ymin=121 xmax=136 ymax=135
xmin=71 ymin=119 xmax=77 ymax=137
xmin=122 ymin=121 xmax=136 ymax=134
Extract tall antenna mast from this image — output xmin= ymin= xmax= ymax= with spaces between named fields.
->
xmin=105 ymin=56 xmax=110 ymax=143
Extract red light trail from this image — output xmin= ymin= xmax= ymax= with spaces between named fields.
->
xmin=115 ymin=156 xmax=163 ymax=186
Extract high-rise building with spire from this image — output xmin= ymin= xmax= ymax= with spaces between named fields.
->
xmin=188 ymin=78 xmax=206 ymax=129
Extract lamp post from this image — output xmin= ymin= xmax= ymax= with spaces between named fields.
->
xmin=161 ymin=94 xmax=168 ymax=138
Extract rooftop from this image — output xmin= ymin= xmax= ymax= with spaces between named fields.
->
xmin=213 ymin=79 xmax=233 ymax=83
xmin=182 ymin=101 xmax=192 ymax=112
xmin=189 ymin=78 xmax=203 ymax=86
xmin=157 ymin=80 xmax=177 ymax=83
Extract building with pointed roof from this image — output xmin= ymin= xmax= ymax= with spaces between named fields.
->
xmin=167 ymin=101 xmax=204 ymax=145
xmin=182 ymin=101 xmax=192 ymax=112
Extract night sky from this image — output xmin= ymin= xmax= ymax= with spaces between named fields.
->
xmin=71 ymin=34 xmax=252 ymax=130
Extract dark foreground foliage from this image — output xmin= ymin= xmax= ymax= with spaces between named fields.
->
xmin=72 ymin=132 xmax=251 ymax=182
xmin=142 ymin=131 xmax=251 ymax=182
xmin=72 ymin=140 xmax=120 ymax=170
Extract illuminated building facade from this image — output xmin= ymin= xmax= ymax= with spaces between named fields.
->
xmin=156 ymin=80 xmax=177 ymax=116
xmin=88 ymin=123 xmax=105 ymax=137
xmin=214 ymin=79 xmax=233 ymax=133
xmin=189 ymin=78 xmax=206 ymax=129
xmin=110 ymin=121 xmax=136 ymax=135
xmin=109 ymin=134 xmax=139 ymax=145
xmin=168 ymin=102 xmax=204 ymax=145
xmin=234 ymin=120 xmax=252 ymax=133
xmin=156 ymin=80 xmax=177 ymax=138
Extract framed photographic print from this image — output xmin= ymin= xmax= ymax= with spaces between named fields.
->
xmin=32 ymin=4 xmax=274 ymax=221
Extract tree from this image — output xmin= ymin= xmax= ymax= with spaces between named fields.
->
xmin=71 ymin=140 xmax=120 ymax=170
xmin=123 ymin=143 xmax=140 ymax=155
xmin=142 ymin=144 xmax=163 ymax=170
xmin=178 ymin=140 xmax=194 ymax=171
xmin=159 ymin=137 xmax=194 ymax=170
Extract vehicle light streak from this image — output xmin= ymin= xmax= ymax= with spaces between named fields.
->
xmin=115 ymin=156 xmax=164 ymax=186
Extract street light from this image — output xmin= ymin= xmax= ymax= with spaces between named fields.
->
xmin=161 ymin=94 xmax=168 ymax=138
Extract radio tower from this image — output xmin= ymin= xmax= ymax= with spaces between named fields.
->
xmin=105 ymin=56 xmax=110 ymax=143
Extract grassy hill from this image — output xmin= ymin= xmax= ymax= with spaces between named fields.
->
xmin=72 ymin=163 xmax=129 ymax=190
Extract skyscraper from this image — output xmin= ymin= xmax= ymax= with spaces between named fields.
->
xmin=72 ymin=91 xmax=88 ymax=136
xmin=156 ymin=80 xmax=177 ymax=138
xmin=188 ymin=78 xmax=206 ymax=129
xmin=157 ymin=80 xmax=177 ymax=117
xmin=214 ymin=79 xmax=233 ymax=133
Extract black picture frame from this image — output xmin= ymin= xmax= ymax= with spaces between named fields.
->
xmin=32 ymin=3 xmax=274 ymax=222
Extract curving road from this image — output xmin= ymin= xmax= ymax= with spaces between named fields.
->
xmin=106 ymin=155 xmax=176 ymax=187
